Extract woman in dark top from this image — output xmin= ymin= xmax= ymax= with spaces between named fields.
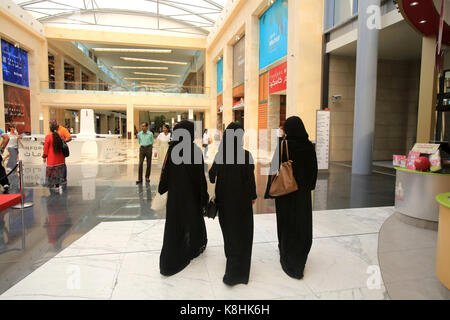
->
xmin=158 ymin=120 xmax=209 ymax=276
xmin=264 ymin=116 xmax=318 ymax=279
xmin=209 ymin=122 xmax=257 ymax=286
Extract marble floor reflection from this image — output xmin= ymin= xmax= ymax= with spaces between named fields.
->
xmin=0 ymin=142 xmax=396 ymax=297
xmin=0 ymin=207 xmax=394 ymax=300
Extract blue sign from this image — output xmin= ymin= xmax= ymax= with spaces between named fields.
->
xmin=217 ymin=58 xmax=223 ymax=94
xmin=1 ymin=39 xmax=29 ymax=87
xmin=259 ymin=0 xmax=288 ymax=70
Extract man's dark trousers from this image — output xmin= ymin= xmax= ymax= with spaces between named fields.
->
xmin=138 ymin=145 xmax=153 ymax=181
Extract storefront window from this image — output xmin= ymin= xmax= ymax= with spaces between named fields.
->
xmin=334 ymin=0 xmax=354 ymax=26
xmin=326 ymin=0 xmax=358 ymax=29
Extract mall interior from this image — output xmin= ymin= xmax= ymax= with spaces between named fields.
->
xmin=0 ymin=0 xmax=449 ymax=300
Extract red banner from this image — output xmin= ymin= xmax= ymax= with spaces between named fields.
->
xmin=269 ymin=61 xmax=287 ymax=95
xmin=3 ymin=84 xmax=31 ymax=133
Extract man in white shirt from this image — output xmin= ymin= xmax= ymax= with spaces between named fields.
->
xmin=202 ymin=129 xmax=210 ymax=159
xmin=6 ymin=126 xmax=22 ymax=170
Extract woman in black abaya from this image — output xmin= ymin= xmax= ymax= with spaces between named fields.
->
xmin=158 ymin=120 xmax=209 ymax=276
xmin=264 ymin=116 xmax=318 ymax=279
xmin=209 ymin=122 xmax=257 ymax=286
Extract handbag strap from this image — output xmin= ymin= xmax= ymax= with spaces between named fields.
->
xmin=280 ymin=137 xmax=290 ymax=162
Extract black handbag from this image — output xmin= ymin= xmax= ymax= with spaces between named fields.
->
xmin=205 ymin=197 xmax=218 ymax=219
xmin=61 ymin=137 xmax=70 ymax=158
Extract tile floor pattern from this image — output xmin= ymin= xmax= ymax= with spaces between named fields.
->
xmin=378 ymin=213 xmax=450 ymax=300
xmin=0 ymin=207 xmax=394 ymax=300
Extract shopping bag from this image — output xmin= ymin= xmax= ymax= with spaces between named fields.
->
xmin=152 ymin=148 xmax=159 ymax=160
xmin=38 ymin=164 xmax=47 ymax=185
xmin=150 ymin=192 xmax=167 ymax=211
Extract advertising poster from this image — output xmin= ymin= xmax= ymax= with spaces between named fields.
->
xmin=268 ymin=61 xmax=287 ymax=94
xmin=259 ymin=0 xmax=288 ymax=70
xmin=3 ymin=84 xmax=31 ymax=133
xmin=217 ymin=58 xmax=223 ymax=94
xmin=233 ymin=36 xmax=245 ymax=87
xmin=1 ymin=39 xmax=29 ymax=87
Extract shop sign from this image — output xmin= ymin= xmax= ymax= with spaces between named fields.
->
xmin=1 ymin=39 xmax=29 ymax=87
xmin=19 ymin=140 xmax=44 ymax=163
xmin=217 ymin=58 xmax=223 ymax=94
xmin=3 ymin=84 xmax=31 ymax=133
xmin=411 ymin=143 xmax=440 ymax=155
xmin=233 ymin=36 xmax=245 ymax=87
xmin=268 ymin=61 xmax=287 ymax=94
xmin=259 ymin=0 xmax=288 ymax=70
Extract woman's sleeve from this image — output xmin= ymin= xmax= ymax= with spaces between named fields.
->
xmin=158 ymin=148 xmax=170 ymax=194
xmin=264 ymin=140 xmax=280 ymax=199
xmin=199 ymin=156 xmax=209 ymax=207
xmin=249 ymin=153 xmax=257 ymax=200
xmin=309 ymin=145 xmax=318 ymax=190
xmin=43 ymin=135 xmax=49 ymax=159
xmin=208 ymin=161 xmax=217 ymax=184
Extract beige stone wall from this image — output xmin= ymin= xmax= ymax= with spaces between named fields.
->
xmin=206 ymin=0 xmax=323 ymax=145
xmin=328 ymin=55 xmax=420 ymax=162
xmin=0 ymin=0 xmax=48 ymax=133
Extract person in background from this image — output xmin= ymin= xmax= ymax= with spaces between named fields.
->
xmin=277 ymin=125 xmax=285 ymax=138
xmin=137 ymin=122 xmax=154 ymax=184
xmin=155 ymin=124 xmax=171 ymax=167
xmin=0 ymin=129 xmax=10 ymax=192
xmin=70 ymin=127 xmax=74 ymax=134
xmin=171 ymin=122 xmax=179 ymax=137
xmin=43 ymin=123 xmax=66 ymax=191
xmin=6 ymin=126 xmax=22 ymax=171
xmin=202 ymin=129 xmax=210 ymax=159
xmin=209 ymin=122 xmax=257 ymax=286
xmin=264 ymin=116 xmax=318 ymax=280
xmin=50 ymin=119 xmax=71 ymax=184
xmin=158 ymin=120 xmax=208 ymax=276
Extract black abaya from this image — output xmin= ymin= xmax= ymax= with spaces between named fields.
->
xmin=265 ymin=116 xmax=318 ymax=279
xmin=158 ymin=121 xmax=209 ymax=276
xmin=209 ymin=122 xmax=257 ymax=286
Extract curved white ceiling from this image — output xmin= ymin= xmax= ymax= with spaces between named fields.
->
xmin=13 ymin=0 xmax=226 ymax=35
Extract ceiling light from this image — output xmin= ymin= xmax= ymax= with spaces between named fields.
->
xmin=419 ymin=20 xmax=427 ymax=24
xmin=112 ymin=66 xmax=168 ymax=70
xmin=120 ymin=57 xmax=188 ymax=65
xmin=93 ymin=48 xmax=172 ymax=53
xmin=410 ymin=2 xmax=419 ymax=6
xmin=134 ymin=72 xmax=181 ymax=78
xmin=123 ymin=77 xmax=167 ymax=80
xmin=140 ymin=82 xmax=177 ymax=86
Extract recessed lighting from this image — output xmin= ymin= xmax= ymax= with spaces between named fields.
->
xmin=112 ymin=66 xmax=168 ymax=70
xmin=93 ymin=48 xmax=172 ymax=53
xmin=134 ymin=72 xmax=181 ymax=78
xmin=419 ymin=20 xmax=427 ymax=24
xmin=123 ymin=77 xmax=167 ymax=80
xmin=140 ymin=82 xmax=177 ymax=86
xmin=120 ymin=57 xmax=188 ymax=65
xmin=410 ymin=2 xmax=419 ymax=6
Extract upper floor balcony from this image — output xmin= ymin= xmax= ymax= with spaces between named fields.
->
xmin=41 ymin=81 xmax=210 ymax=97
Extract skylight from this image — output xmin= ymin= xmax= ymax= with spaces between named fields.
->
xmin=13 ymin=0 xmax=227 ymax=36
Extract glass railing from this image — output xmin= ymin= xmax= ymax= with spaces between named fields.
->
xmin=41 ymin=81 xmax=210 ymax=95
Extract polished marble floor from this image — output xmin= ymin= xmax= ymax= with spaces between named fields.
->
xmin=378 ymin=213 xmax=450 ymax=300
xmin=0 ymin=207 xmax=394 ymax=300
xmin=0 ymin=140 xmax=399 ymax=297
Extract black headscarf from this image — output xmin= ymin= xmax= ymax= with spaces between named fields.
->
xmin=170 ymin=120 xmax=194 ymax=146
xmin=283 ymin=116 xmax=309 ymax=143
xmin=165 ymin=120 xmax=198 ymax=164
xmin=216 ymin=122 xmax=245 ymax=164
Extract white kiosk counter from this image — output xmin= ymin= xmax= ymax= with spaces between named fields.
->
xmin=394 ymin=167 xmax=450 ymax=222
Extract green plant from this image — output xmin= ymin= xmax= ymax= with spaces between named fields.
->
xmin=154 ymin=115 xmax=166 ymax=132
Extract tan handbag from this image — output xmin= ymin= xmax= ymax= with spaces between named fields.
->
xmin=269 ymin=138 xmax=298 ymax=197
